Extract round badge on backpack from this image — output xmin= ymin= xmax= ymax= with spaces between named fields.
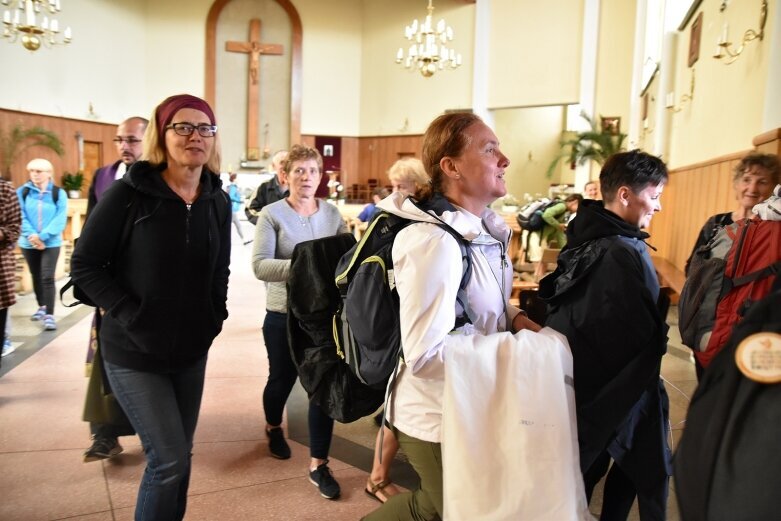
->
xmin=735 ymin=332 xmax=781 ymax=384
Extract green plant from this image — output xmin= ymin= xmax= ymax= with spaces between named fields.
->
xmin=61 ymin=171 xmax=84 ymax=191
xmin=0 ymin=124 xmax=64 ymax=178
xmin=546 ymin=112 xmax=628 ymax=178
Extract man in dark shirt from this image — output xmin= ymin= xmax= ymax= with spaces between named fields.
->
xmin=83 ymin=116 xmax=147 ymax=463
xmin=245 ymin=150 xmax=288 ymax=225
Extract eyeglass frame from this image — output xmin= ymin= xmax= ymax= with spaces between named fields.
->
xmin=165 ymin=122 xmax=218 ymax=138
xmin=113 ymin=137 xmax=143 ymax=145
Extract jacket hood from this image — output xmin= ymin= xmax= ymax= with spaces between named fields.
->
xmin=122 ymin=161 xmax=224 ymax=200
xmin=376 ymin=191 xmax=510 ymax=243
xmin=539 ymin=200 xmax=651 ymax=301
xmin=566 ymin=199 xmax=648 ymax=248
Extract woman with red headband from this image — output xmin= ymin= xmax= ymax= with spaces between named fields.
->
xmin=71 ymin=94 xmax=231 ymax=520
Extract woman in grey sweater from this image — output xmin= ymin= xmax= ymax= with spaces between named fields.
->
xmin=252 ymin=144 xmax=348 ymax=500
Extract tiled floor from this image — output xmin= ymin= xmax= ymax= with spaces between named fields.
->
xmin=0 ymin=223 xmax=695 ymax=520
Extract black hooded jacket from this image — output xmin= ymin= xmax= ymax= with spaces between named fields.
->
xmin=538 ymin=199 xmax=671 ymax=491
xmin=71 ymin=161 xmax=231 ymax=373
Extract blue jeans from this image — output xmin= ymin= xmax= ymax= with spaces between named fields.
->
xmin=262 ymin=310 xmax=334 ymax=459
xmin=104 ymin=356 xmax=208 ymax=521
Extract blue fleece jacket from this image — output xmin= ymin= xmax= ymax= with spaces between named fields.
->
xmin=17 ymin=181 xmax=68 ymax=248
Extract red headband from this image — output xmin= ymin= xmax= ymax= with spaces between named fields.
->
xmin=155 ymin=94 xmax=216 ymax=146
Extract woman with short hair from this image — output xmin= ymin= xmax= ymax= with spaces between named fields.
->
xmin=17 ymin=158 xmax=68 ymax=331
xmin=252 ymin=144 xmax=348 ymax=501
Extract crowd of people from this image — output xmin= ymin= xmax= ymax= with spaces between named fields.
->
xmin=0 ymin=92 xmax=779 ymax=520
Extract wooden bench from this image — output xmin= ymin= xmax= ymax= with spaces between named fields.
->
xmin=651 ymin=256 xmax=686 ymax=304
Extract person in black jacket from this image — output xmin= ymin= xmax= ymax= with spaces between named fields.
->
xmin=244 ymin=149 xmax=288 ymax=224
xmin=70 ymin=94 xmax=231 ymax=521
xmin=539 ymin=150 xmax=672 ymax=520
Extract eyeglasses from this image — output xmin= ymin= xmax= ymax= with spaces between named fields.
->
xmin=113 ymin=137 xmax=143 ymax=145
xmin=165 ymin=122 xmax=218 ymax=137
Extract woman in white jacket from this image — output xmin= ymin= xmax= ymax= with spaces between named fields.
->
xmin=363 ymin=113 xmax=541 ymax=521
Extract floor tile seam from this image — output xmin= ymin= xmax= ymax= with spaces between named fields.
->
xmin=49 ymin=508 xmax=114 ymax=521
xmin=186 ymin=473 xmax=317 ymax=498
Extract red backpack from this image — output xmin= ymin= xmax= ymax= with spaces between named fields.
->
xmin=696 ymin=218 xmax=781 ymax=367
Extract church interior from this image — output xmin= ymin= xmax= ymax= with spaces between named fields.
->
xmin=0 ymin=0 xmax=779 ymax=519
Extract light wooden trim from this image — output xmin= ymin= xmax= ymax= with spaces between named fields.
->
xmin=752 ymin=128 xmax=781 ymax=147
xmin=205 ymin=0 xmax=302 ymax=145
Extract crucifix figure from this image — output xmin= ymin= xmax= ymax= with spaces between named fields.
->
xmin=226 ymin=19 xmax=283 ymax=161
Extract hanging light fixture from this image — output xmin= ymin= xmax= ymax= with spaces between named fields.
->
xmin=396 ymin=0 xmax=462 ymax=78
xmin=2 ymin=0 xmax=72 ymax=52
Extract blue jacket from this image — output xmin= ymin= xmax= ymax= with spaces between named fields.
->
xmin=17 ymin=181 xmax=68 ymax=249
xmin=227 ymin=183 xmax=242 ymax=213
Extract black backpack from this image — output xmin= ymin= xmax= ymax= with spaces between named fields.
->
xmin=334 ymin=200 xmax=472 ymax=391
xmin=287 ymin=196 xmax=472 ymax=422
xmin=674 ymin=280 xmax=781 ymax=521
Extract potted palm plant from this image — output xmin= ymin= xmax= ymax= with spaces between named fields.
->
xmin=61 ymin=171 xmax=85 ymax=198
xmin=546 ymin=112 xmax=628 ymax=178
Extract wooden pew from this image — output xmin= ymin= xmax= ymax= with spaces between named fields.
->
xmin=652 ymin=256 xmax=686 ymax=304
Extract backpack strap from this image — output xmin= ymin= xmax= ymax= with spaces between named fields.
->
xmin=21 ymin=185 xmax=59 ymax=203
xmin=726 ymin=260 xmax=781 ymax=291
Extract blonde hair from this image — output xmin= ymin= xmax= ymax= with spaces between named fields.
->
xmin=141 ymin=105 xmax=222 ymax=174
xmin=26 ymin=158 xmax=54 ymax=173
xmin=388 ymin=157 xmax=429 ymax=191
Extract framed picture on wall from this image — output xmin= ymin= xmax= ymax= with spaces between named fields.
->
xmin=688 ymin=12 xmax=703 ymax=67
xmin=601 ymin=117 xmax=621 ymax=135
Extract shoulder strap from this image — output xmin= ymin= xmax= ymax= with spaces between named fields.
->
xmin=60 ymin=189 xmax=139 ymax=308
xmin=21 ymin=185 xmax=59 ymax=203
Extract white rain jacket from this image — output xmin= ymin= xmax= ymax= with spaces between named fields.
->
xmin=377 ymin=192 xmax=522 ymax=442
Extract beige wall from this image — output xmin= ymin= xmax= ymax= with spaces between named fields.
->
xmin=488 ymin=0 xmax=584 ymax=109
xmin=594 ymin=0 xmax=636 ymax=131
xmin=665 ymin=0 xmax=775 ymax=168
xmin=493 ymin=106 xmax=567 ymax=200
xmin=359 ymin=0 xmax=475 ymax=136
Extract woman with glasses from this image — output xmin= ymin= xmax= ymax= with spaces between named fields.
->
xmin=17 ymin=158 xmax=68 ymax=331
xmin=252 ymin=144 xmax=348 ymax=501
xmin=71 ymin=94 xmax=231 ymax=521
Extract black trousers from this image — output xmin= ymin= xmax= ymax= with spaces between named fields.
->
xmin=584 ymin=450 xmax=668 ymax=521
xmin=21 ymin=247 xmax=60 ymax=315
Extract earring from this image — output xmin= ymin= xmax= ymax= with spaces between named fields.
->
xmin=455 ymin=174 xmax=461 ymax=179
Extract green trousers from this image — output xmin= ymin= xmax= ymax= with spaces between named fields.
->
xmin=363 ymin=430 xmax=443 ymax=521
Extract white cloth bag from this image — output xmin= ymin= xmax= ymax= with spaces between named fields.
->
xmin=442 ymin=327 xmax=591 ymax=520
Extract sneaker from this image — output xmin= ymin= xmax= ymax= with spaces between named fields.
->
xmin=309 ymin=461 xmax=341 ymax=499
xmin=1 ymin=340 xmax=16 ymax=357
xmin=30 ymin=306 xmax=46 ymax=321
xmin=43 ymin=315 xmax=57 ymax=331
xmin=83 ymin=436 xmax=123 ymax=462
xmin=267 ymin=427 xmax=291 ymax=459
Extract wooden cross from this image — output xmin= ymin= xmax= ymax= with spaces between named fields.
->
xmin=225 ymin=19 xmax=283 ymax=161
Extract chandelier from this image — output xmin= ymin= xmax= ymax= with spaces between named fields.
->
xmin=395 ymin=0 xmax=462 ymax=78
xmin=2 ymin=0 xmax=72 ymax=52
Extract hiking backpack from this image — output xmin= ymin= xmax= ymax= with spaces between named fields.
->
xmin=287 ymin=197 xmax=473 ymax=422
xmin=678 ymin=217 xmax=781 ymax=368
xmin=334 ymin=204 xmax=473 ymax=391
xmin=516 ymin=198 xmax=559 ymax=232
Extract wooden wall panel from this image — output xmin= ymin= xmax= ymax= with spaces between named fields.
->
xmin=0 ymin=109 xmax=117 ymax=189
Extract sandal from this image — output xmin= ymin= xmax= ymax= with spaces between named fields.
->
xmin=365 ymin=478 xmax=400 ymax=504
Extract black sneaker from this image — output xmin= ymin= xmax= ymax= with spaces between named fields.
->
xmin=309 ymin=461 xmax=341 ymax=499
xmin=83 ymin=436 xmax=123 ymax=463
xmin=267 ymin=427 xmax=291 ymax=459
